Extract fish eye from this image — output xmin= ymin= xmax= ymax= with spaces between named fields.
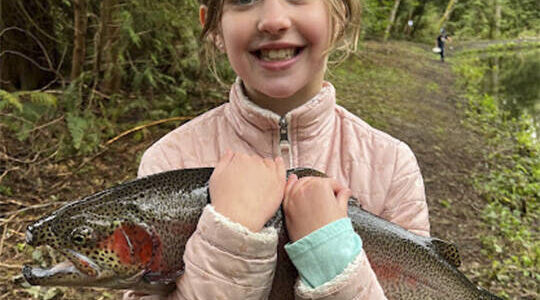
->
xmin=70 ymin=226 xmax=94 ymax=245
xmin=72 ymin=234 xmax=85 ymax=245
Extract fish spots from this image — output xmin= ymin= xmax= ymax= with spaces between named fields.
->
xmin=372 ymin=263 xmax=402 ymax=281
xmin=77 ymin=257 xmax=98 ymax=277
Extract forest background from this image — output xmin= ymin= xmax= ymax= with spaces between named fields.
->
xmin=0 ymin=0 xmax=538 ymax=299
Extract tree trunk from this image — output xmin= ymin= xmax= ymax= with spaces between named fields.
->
xmin=494 ymin=0 xmax=502 ymax=38
xmin=1 ymin=0 xmax=56 ymax=90
xmin=437 ymin=0 xmax=458 ymax=31
xmin=490 ymin=56 xmax=500 ymax=97
xmin=71 ymin=0 xmax=88 ymax=81
xmin=100 ymin=0 xmax=122 ymax=94
xmin=384 ymin=0 xmax=401 ymax=41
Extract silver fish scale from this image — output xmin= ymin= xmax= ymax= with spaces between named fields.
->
xmin=347 ymin=201 xmax=497 ymax=300
xmin=122 ymin=168 xmax=213 ymax=276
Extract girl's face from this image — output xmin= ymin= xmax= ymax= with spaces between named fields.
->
xmin=219 ymin=0 xmax=330 ymax=108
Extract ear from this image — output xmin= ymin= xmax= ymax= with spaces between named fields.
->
xmin=199 ymin=5 xmax=207 ymax=27
xmin=199 ymin=5 xmax=225 ymax=53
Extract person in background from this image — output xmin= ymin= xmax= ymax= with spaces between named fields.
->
xmin=436 ymin=28 xmax=451 ymax=62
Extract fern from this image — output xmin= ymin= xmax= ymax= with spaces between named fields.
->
xmin=66 ymin=113 xmax=88 ymax=151
xmin=0 ymin=89 xmax=23 ymax=111
xmin=14 ymin=91 xmax=58 ymax=107
xmin=66 ymin=112 xmax=102 ymax=154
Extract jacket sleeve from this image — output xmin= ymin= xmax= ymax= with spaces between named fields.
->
xmin=293 ymin=143 xmax=429 ymax=300
xmin=381 ymin=142 xmax=430 ymax=237
xmin=124 ymin=145 xmax=278 ymax=300
xmin=168 ymin=205 xmax=278 ymax=299
xmin=124 ymin=205 xmax=278 ymax=300
xmin=293 ymin=250 xmax=386 ymax=300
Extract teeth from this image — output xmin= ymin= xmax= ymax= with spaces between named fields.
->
xmin=260 ymin=48 xmax=296 ymax=61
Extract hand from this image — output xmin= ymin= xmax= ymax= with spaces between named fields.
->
xmin=209 ymin=151 xmax=286 ymax=232
xmin=283 ymin=175 xmax=352 ymax=242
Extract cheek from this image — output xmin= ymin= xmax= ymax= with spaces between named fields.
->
xmin=301 ymin=6 xmax=332 ymax=51
xmin=220 ymin=16 xmax=247 ymax=51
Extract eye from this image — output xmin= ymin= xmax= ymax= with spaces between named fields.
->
xmin=229 ymin=0 xmax=256 ymax=6
xmin=72 ymin=234 xmax=85 ymax=245
xmin=70 ymin=226 xmax=94 ymax=245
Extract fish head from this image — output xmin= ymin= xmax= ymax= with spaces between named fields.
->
xmin=23 ymin=200 xmax=163 ymax=291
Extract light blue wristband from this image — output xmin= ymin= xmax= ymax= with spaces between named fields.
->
xmin=284 ymin=218 xmax=362 ymax=288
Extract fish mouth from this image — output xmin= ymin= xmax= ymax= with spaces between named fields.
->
xmin=23 ymin=260 xmax=86 ymax=285
xmin=23 ymin=249 xmax=100 ymax=286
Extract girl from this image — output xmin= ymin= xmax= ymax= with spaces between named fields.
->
xmin=125 ymin=0 xmax=429 ymax=299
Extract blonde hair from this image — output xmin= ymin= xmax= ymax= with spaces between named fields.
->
xmin=199 ymin=0 xmax=361 ymax=78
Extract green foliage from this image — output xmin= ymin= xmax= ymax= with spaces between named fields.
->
xmin=0 ymin=90 xmax=59 ymax=141
xmin=448 ymin=0 xmax=540 ymax=39
xmin=359 ymin=0 xmax=538 ymax=41
xmin=0 ymin=0 xmax=208 ymax=156
xmin=361 ymin=0 xmax=395 ymax=38
xmin=66 ymin=112 xmax=101 ymax=154
xmin=112 ymin=0 xmax=202 ymax=95
xmin=454 ymin=58 xmax=539 ymax=293
xmin=0 ymin=89 xmax=23 ymax=111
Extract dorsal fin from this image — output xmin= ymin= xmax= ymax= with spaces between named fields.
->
xmin=431 ymin=238 xmax=461 ymax=268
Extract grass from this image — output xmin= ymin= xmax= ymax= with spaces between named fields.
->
xmin=453 ymin=57 xmax=539 ymax=299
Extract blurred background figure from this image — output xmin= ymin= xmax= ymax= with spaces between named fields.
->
xmin=436 ymin=28 xmax=452 ymax=62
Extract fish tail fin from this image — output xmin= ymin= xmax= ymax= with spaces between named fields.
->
xmin=478 ymin=287 xmax=503 ymax=300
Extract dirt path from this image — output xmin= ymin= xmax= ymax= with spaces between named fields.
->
xmin=333 ymin=41 xmax=495 ymax=289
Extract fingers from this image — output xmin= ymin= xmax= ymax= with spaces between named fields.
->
xmin=328 ymin=178 xmax=347 ymax=194
xmin=335 ymin=185 xmax=352 ymax=210
xmin=283 ymin=174 xmax=298 ymax=209
xmin=328 ymin=178 xmax=351 ymax=209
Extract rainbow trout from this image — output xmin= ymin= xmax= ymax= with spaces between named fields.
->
xmin=23 ymin=168 xmax=501 ymax=299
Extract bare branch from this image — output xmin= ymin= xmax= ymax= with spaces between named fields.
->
xmin=106 ymin=116 xmax=194 ymax=145
xmin=0 ymin=27 xmax=64 ymax=84
xmin=0 ymin=27 xmax=54 ymax=71
xmin=14 ymin=0 xmax=61 ymax=43
xmin=0 ymin=50 xmax=54 ymax=73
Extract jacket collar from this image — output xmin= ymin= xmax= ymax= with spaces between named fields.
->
xmin=226 ymin=78 xmax=336 ymax=135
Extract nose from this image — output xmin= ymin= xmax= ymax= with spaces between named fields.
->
xmin=257 ymin=0 xmax=291 ymax=35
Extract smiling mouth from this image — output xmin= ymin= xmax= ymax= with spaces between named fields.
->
xmin=252 ymin=47 xmax=304 ymax=62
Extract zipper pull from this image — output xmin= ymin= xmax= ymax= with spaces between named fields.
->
xmin=279 ymin=116 xmax=289 ymax=144
xmin=279 ymin=116 xmax=293 ymax=168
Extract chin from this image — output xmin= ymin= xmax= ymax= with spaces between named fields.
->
xmin=258 ymin=83 xmax=302 ymax=100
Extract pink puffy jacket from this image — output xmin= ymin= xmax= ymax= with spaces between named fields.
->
xmin=124 ymin=80 xmax=429 ymax=300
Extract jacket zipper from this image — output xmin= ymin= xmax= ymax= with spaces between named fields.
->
xmin=279 ymin=115 xmax=293 ymax=168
